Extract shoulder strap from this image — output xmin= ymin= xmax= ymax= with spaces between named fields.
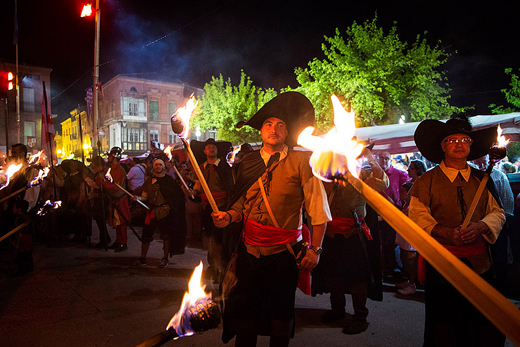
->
xmin=257 ymin=176 xmax=296 ymax=259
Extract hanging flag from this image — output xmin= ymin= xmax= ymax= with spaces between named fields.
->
xmin=41 ymin=82 xmax=55 ymax=163
xmin=86 ymin=87 xmax=93 ymax=126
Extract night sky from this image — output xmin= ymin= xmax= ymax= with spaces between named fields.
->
xmin=1 ymin=0 xmax=519 ymax=129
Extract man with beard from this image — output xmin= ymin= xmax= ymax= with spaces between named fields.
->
xmin=131 ymin=158 xmax=186 ymax=267
xmin=213 ymin=92 xmax=331 ymax=347
xmin=103 ymin=147 xmax=130 ymax=252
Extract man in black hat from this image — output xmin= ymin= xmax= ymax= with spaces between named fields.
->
xmin=191 ymin=138 xmax=234 ymax=282
xmin=213 ymin=92 xmax=331 ymax=346
xmin=408 ymin=115 xmax=506 ymax=346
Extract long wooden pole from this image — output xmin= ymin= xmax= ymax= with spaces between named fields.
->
xmin=343 ymin=171 xmax=520 ymax=345
xmin=0 ymin=186 xmax=27 ymax=204
xmin=461 ymin=165 xmax=492 ymax=229
xmin=180 ymin=138 xmax=219 ymax=214
xmin=111 ymin=181 xmax=149 ymax=210
xmin=0 ymin=219 xmax=31 ymax=244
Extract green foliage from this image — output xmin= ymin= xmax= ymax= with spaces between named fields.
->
xmin=192 ymin=71 xmax=277 ymax=144
xmin=489 ymin=68 xmax=520 ymax=114
xmin=288 ymin=15 xmax=465 ymax=130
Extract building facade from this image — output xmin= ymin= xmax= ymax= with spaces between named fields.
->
xmin=59 ymin=108 xmax=93 ymax=160
xmin=0 ymin=61 xmax=52 ymax=155
xmin=99 ymin=74 xmax=205 ymax=156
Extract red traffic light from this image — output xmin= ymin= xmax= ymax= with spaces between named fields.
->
xmin=7 ymin=72 xmax=14 ymax=91
xmin=81 ymin=4 xmax=93 ymax=17
xmin=1 ymin=71 xmax=14 ymax=95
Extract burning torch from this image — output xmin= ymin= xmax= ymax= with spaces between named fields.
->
xmin=297 ymin=94 xmax=520 ymax=345
xmin=164 ymin=145 xmax=195 ymax=199
xmin=461 ymin=125 xmax=509 ymax=229
xmin=105 ymin=168 xmax=149 ymax=210
xmin=170 ymin=95 xmax=219 ymax=214
xmin=136 ymin=262 xmax=221 ymax=347
xmin=0 ymin=166 xmax=50 ymax=204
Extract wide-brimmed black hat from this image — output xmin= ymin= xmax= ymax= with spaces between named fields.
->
xmin=414 ymin=115 xmax=497 ymax=164
xmin=236 ymin=91 xmax=316 ymax=147
xmin=191 ymin=138 xmax=232 ymax=165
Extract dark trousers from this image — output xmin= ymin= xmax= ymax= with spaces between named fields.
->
xmin=380 ymin=220 xmax=399 ymax=273
xmin=423 ymin=262 xmax=505 ymax=347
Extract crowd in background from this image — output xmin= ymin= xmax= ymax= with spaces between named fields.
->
xmin=0 ymin=143 xmax=519 ymax=301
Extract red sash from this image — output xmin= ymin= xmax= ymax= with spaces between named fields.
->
xmin=144 ymin=210 xmax=155 ymax=225
xmin=201 ymin=191 xmax=227 ymax=205
xmin=244 ymin=219 xmax=312 ymax=295
xmin=243 ymin=219 xmax=302 ymax=246
xmin=327 ymin=216 xmax=372 ymax=240
xmin=443 ymin=241 xmax=486 ymax=258
xmin=416 ymin=241 xmax=486 ymax=285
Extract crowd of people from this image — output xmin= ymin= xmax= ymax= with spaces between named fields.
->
xmin=1 ymin=92 xmax=519 ymax=346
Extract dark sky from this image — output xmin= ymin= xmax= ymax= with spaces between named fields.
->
xmin=1 ymin=0 xmax=519 ymax=128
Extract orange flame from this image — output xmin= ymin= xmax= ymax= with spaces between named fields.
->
xmin=166 ymin=261 xmax=212 ymax=337
xmin=28 ymin=150 xmax=45 ymax=165
xmin=29 ymin=167 xmax=50 ymax=187
xmin=497 ymin=124 xmax=510 ymax=147
xmin=105 ymin=168 xmax=113 ymax=183
xmin=297 ymin=94 xmax=364 ymax=180
xmin=226 ymin=146 xmax=241 ymax=166
xmin=164 ymin=146 xmax=173 ymax=161
xmin=171 ymin=94 xmax=198 ymax=139
xmin=1 ymin=163 xmax=23 ymax=190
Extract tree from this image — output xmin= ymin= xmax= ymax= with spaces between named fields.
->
xmin=192 ymin=71 xmax=277 ymax=144
xmin=288 ymin=15 xmax=464 ymax=130
xmin=489 ymin=68 xmax=520 ymax=114
xmin=489 ymin=68 xmax=520 ymax=161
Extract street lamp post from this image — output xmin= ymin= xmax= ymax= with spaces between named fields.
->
xmin=81 ymin=2 xmax=101 ymax=156
xmin=93 ymin=0 xmax=101 ymax=154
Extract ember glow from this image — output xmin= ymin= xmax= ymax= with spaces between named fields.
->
xmin=1 ymin=163 xmax=23 ymax=190
xmin=297 ymin=94 xmax=364 ymax=180
xmin=166 ymin=261 xmax=214 ymax=337
xmin=171 ymin=94 xmax=198 ymax=139
xmin=37 ymin=200 xmax=62 ymax=216
xmin=29 ymin=167 xmax=50 ymax=187
xmin=497 ymin=124 xmax=510 ymax=147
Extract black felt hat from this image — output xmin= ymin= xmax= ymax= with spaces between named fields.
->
xmin=191 ymin=138 xmax=232 ymax=165
xmin=236 ymin=91 xmax=316 ymax=148
xmin=414 ymin=115 xmax=497 ymax=164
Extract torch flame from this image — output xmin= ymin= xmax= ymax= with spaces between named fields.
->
xmin=297 ymin=94 xmax=364 ymax=180
xmin=105 ymin=168 xmax=113 ymax=183
xmin=29 ymin=167 xmax=50 ymax=187
xmin=166 ymin=261 xmax=212 ymax=337
xmin=497 ymin=124 xmax=510 ymax=147
xmin=1 ymin=163 xmax=23 ymax=190
xmin=28 ymin=150 xmax=43 ymax=165
xmin=226 ymin=146 xmax=241 ymax=166
xmin=164 ymin=146 xmax=173 ymax=161
xmin=171 ymin=94 xmax=198 ymax=139
xmin=37 ymin=200 xmax=62 ymax=216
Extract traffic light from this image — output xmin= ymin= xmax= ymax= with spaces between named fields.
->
xmin=81 ymin=4 xmax=93 ymax=17
xmin=0 ymin=70 xmax=14 ymax=97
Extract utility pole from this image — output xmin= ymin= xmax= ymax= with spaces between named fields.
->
xmin=93 ymin=0 xmax=101 ymax=155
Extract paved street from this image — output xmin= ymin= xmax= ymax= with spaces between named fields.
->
xmin=0 ymin=224 xmax=517 ymax=347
